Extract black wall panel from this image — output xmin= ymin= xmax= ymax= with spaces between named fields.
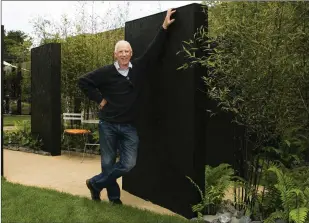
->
xmin=123 ymin=4 xmax=209 ymax=218
xmin=123 ymin=3 xmax=236 ymax=218
xmin=31 ymin=43 xmax=61 ymax=156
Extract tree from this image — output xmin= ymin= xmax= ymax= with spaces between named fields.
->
xmin=3 ymin=29 xmax=32 ymax=114
xmin=179 ymin=1 xmax=309 ymax=215
xmin=4 ymin=30 xmax=32 ymax=63
xmin=31 ymin=1 xmax=127 ymax=114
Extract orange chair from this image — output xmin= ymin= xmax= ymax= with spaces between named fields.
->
xmin=62 ymin=113 xmax=91 ymax=158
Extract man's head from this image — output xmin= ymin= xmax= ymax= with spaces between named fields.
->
xmin=114 ymin=40 xmax=132 ymax=68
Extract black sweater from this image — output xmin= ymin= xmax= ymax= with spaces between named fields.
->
xmin=78 ymin=26 xmax=168 ymax=123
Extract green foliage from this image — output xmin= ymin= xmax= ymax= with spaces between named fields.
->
xmin=3 ymin=29 xmax=32 ymax=114
xmin=3 ymin=120 xmax=43 ymax=150
xmin=31 ymin=3 xmax=126 ymax=114
xmin=5 ymin=101 xmax=30 ymax=115
xmin=180 ymin=2 xmax=309 ymax=145
xmin=61 ymin=134 xmax=85 ymax=151
xmin=187 ymin=163 xmax=235 ymax=215
xmin=60 ymin=28 xmax=124 ymax=113
xmin=3 ymin=115 xmax=30 ymax=126
xmin=277 ymin=128 xmax=308 ymax=167
xmin=180 ymin=2 xmax=309 ymax=219
xmin=17 ymin=61 xmax=32 ymax=104
xmin=287 ymin=166 xmax=309 ymax=189
xmin=91 ymin=130 xmax=99 ymax=142
xmin=260 ymin=131 xmax=308 ymax=169
xmin=4 ymin=30 xmax=32 ymax=63
xmin=264 ymin=211 xmax=286 ymax=223
xmin=304 ymin=188 xmax=309 ymax=207
xmin=290 ymin=207 xmax=309 ymax=223
xmin=263 ymin=165 xmax=309 ymax=223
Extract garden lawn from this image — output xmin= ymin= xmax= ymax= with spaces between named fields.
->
xmin=2 ymin=179 xmax=190 ymax=223
xmin=3 ymin=115 xmax=31 ymax=126
xmin=7 ymin=102 xmax=31 ymax=115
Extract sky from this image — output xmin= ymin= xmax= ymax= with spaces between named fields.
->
xmin=2 ymin=1 xmax=201 ymax=44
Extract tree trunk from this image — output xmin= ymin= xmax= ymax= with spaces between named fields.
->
xmin=5 ymin=78 xmax=11 ymax=114
xmin=73 ymin=97 xmax=82 ymax=127
xmin=74 ymin=97 xmax=82 ymax=113
xmin=16 ymin=64 xmax=22 ymax=114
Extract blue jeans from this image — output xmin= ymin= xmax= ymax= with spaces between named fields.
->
xmin=90 ymin=120 xmax=139 ymax=201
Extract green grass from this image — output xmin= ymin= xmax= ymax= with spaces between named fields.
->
xmin=8 ymin=102 xmax=31 ymax=115
xmin=2 ymin=179 xmax=189 ymax=223
xmin=3 ymin=115 xmax=31 ymax=126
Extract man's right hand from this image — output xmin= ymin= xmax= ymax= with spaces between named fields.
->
xmin=162 ymin=8 xmax=176 ymax=30
xmin=99 ymin=99 xmax=107 ymax=110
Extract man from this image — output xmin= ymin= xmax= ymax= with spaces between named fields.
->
xmin=78 ymin=8 xmax=176 ymax=204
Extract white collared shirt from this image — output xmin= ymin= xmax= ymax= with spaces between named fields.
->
xmin=114 ymin=61 xmax=133 ymax=77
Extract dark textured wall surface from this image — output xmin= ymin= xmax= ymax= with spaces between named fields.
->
xmin=123 ymin=4 xmax=210 ymax=218
xmin=31 ymin=43 xmax=61 ymax=156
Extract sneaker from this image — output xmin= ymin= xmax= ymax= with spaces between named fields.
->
xmin=110 ymin=199 xmax=123 ymax=205
xmin=86 ymin=179 xmax=101 ymax=201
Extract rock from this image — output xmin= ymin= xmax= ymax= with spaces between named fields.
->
xmin=218 ymin=212 xmax=232 ymax=223
xmin=219 ymin=200 xmax=237 ymax=215
xmin=234 ymin=210 xmax=245 ymax=218
xmin=239 ymin=216 xmax=251 ymax=223
xmin=212 ymin=219 xmax=221 ymax=223
xmin=203 ymin=215 xmax=219 ymax=223
xmin=231 ymin=217 xmax=241 ymax=223
xmin=231 ymin=216 xmax=251 ymax=223
xmin=190 ymin=215 xmax=212 ymax=223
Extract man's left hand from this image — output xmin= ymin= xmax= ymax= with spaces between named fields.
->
xmin=162 ymin=9 xmax=176 ymax=30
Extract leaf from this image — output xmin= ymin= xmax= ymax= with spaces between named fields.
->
xmin=285 ymin=140 xmax=291 ymax=147
xmin=186 ymin=176 xmax=204 ymax=201
xmin=304 ymin=187 xmax=309 ymax=199
xmin=264 ymin=211 xmax=286 ymax=223
xmin=232 ymin=108 xmax=238 ymax=113
xmin=263 ymin=146 xmax=282 ymax=155
xmin=289 ymin=207 xmax=309 ymax=223
xmin=182 ymin=45 xmax=192 ymax=57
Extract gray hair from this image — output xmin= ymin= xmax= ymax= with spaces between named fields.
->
xmin=114 ymin=40 xmax=132 ymax=53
